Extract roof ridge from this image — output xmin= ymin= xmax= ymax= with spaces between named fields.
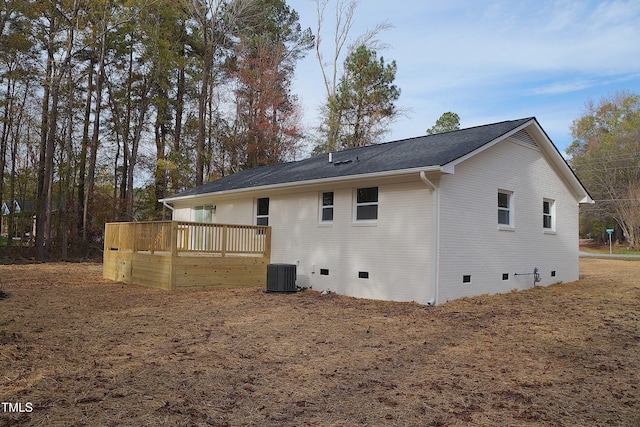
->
xmin=424 ymin=117 xmax=534 ymax=138
xmin=318 ymin=117 xmax=536 ymax=154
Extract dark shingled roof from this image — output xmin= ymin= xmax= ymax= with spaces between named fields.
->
xmin=167 ymin=117 xmax=533 ymax=199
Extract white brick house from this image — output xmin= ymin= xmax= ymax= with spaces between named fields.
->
xmin=161 ymin=118 xmax=592 ymax=305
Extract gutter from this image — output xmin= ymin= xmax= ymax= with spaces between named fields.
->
xmin=161 ymin=165 xmax=444 ymax=203
xmin=162 ymin=200 xmax=174 ymax=217
xmin=420 ymin=171 xmax=440 ymax=306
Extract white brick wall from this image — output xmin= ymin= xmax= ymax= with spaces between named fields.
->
xmin=436 ymin=138 xmax=579 ymax=303
xmin=268 ymin=180 xmax=434 ymax=304
xmin=172 ymin=179 xmax=435 ymax=304
xmin=168 ymin=134 xmax=581 ymax=305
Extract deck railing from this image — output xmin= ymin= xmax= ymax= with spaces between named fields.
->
xmin=104 ymin=221 xmax=271 ymax=257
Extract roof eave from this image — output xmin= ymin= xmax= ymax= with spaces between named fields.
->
xmin=440 ymin=118 xmax=594 ymax=204
xmin=160 ymin=165 xmax=446 ymax=203
xmin=525 ymin=119 xmax=594 ymax=204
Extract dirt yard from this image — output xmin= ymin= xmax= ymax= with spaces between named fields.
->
xmin=1 ymin=258 xmax=638 ymax=426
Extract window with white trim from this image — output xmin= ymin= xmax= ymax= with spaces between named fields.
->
xmin=543 ymin=198 xmax=555 ymax=231
xmin=193 ymin=205 xmax=214 ymax=223
xmin=355 ymin=187 xmax=378 ymax=221
xmin=498 ymin=190 xmax=513 ymax=227
xmin=256 ymin=197 xmax=269 ymax=226
xmin=320 ymin=192 xmax=334 ymax=223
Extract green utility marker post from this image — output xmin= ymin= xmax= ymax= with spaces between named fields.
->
xmin=606 ymin=229 xmax=614 ymax=254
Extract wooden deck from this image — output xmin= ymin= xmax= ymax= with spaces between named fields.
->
xmin=103 ymin=221 xmax=271 ymax=291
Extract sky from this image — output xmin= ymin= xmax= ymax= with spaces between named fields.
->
xmin=289 ymin=0 xmax=640 ymax=156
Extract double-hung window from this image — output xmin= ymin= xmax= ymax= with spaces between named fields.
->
xmin=543 ymin=198 xmax=555 ymax=232
xmin=320 ymin=192 xmax=334 ymax=223
xmin=355 ymin=187 xmax=378 ymax=222
xmin=498 ymin=190 xmax=513 ymax=228
xmin=256 ymin=197 xmax=269 ymax=226
xmin=193 ymin=205 xmax=214 ymax=223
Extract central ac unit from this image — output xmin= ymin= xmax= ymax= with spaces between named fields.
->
xmin=266 ymin=264 xmax=297 ymax=293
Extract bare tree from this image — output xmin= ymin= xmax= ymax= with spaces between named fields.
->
xmin=312 ymin=0 xmax=391 ymax=152
xmin=314 ymin=0 xmax=390 ymax=99
xmin=186 ymin=0 xmax=261 ymax=186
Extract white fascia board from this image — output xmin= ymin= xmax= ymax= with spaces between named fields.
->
xmin=160 ymin=165 xmax=445 ymax=204
xmin=525 ymin=120 xmax=594 ymax=204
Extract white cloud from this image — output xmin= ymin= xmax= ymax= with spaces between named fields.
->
xmin=384 ymin=0 xmax=640 ymax=76
xmin=529 ymin=79 xmax=597 ymax=95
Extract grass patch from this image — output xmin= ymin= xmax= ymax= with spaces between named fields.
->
xmin=580 ymin=240 xmax=640 ymax=255
xmin=581 ymin=245 xmax=640 ymax=255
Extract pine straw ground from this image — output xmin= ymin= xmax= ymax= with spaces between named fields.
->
xmin=0 ymin=259 xmax=638 ymax=427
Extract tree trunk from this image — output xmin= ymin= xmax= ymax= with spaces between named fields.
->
xmin=0 ymin=77 xmax=10 ymax=239
xmin=36 ymin=0 xmax=80 ymax=259
xmin=83 ymin=28 xmax=106 ymax=242
xmin=8 ymin=79 xmax=29 ymax=253
xmin=154 ymin=113 xmax=167 ymax=215
xmin=196 ymin=60 xmax=210 ymax=186
xmin=126 ymin=83 xmax=149 ymax=220
xmin=78 ymin=60 xmax=94 ymax=239
xmin=35 ymin=19 xmax=54 ymax=260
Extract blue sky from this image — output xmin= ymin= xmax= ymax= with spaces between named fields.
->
xmin=290 ymin=0 xmax=640 ymax=155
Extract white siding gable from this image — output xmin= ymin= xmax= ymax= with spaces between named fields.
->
xmin=437 ymin=135 xmax=579 ymax=302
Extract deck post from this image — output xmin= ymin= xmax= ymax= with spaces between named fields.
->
xmin=149 ymin=222 xmax=155 ymax=254
xmin=170 ymin=221 xmax=178 ymax=257
xmin=169 ymin=221 xmax=178 ymax=290
xmin=132 ymin=223 xmax=138 ymax=253
xmin=104 ymin=223 xmax=109 ymax=254
xmin=264 ymin=227 xmax=272 ymax=261
xmin=221 ymin=225 xmax=228 ymax=257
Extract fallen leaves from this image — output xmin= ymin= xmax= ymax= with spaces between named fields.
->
xmin=0 ymin=259 xmax=638 ymax=426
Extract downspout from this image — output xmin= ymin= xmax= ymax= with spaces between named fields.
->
xmin=420 ymin=171 xmax=439 ymax=306
xmin=162 ymin=200 xmax=174 ymax=219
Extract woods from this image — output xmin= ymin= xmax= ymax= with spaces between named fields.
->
xmin=568 ymin=92 xmax=640 ymax=249
xmin=6 ymin=0 xmax=634 ymax=258
xmin=0 ymin=0 xmax=404 ymax=260
xmin=0 ymin=0 xmax=317 ymax=258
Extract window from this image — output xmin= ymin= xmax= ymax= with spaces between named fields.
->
xmin=355 ymin=187 xmax=378 ymax=221
xmin=498 ymin=191 xmax=512 ymax=227
xmin=543 ymin=199 xmax=555 ymax=231
xmin=193 ymin=205 xmax=214 ymax=223
xmin=256 ymin=197 xmax=269 ymax=226
xmin=320 ymin=192 xmax=334 ymax=223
